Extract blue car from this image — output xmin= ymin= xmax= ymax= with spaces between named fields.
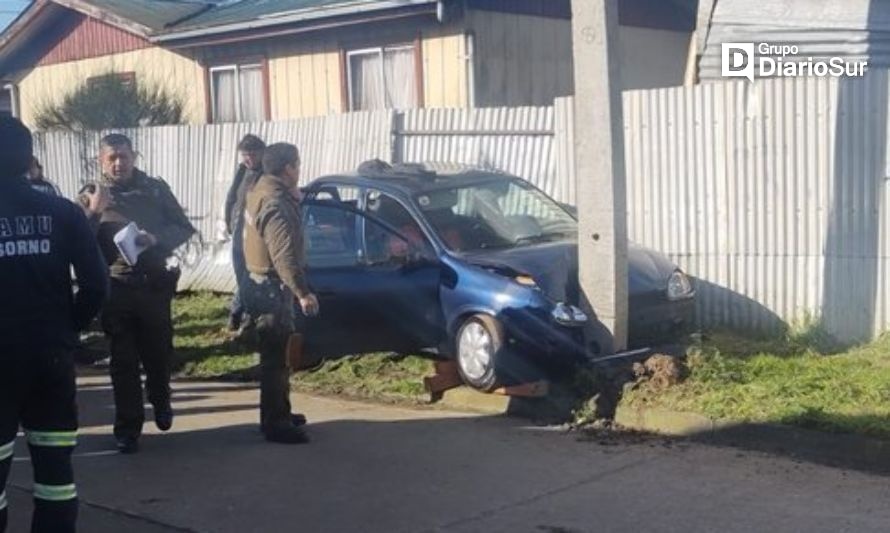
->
xmin=297 ymin=162 xmax=695 ymax=391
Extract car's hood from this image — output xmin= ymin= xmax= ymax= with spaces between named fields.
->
xmin=460 ymin=241 xmax=678 ymax=303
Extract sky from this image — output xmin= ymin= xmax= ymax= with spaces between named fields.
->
xmin=0 ymin=0 xmax=29 ymax=32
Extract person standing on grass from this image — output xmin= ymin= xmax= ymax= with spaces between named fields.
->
xmin=224 ymin=134 xmax=266 ymax=334
xmin=242 ymin=143 xmax=319 ymax=444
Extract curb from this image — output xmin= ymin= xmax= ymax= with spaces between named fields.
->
xmin=438 ymin=390 xmax=890 ymax=474
xmin=436 ymin=387 xmax=512 ymax=414
xmin=615 ymin=405 xmax=890 ymax=474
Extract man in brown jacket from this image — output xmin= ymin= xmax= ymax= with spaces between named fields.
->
xmin=242 ymin=143 xmax=318 ymax=444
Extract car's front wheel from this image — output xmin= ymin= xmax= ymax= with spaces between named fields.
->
xmin=455 ymin=314 xmax=504 ymax=392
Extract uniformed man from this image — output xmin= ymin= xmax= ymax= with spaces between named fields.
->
xmin=243 ymin=143 xmax=318 ymax=444
xmin=91 ymin=133 xmax=196 ymax=454
xmin=0 ymin=117 xmax=108 ymax=532
xmin=224 ymin=134 xmax=265 ymax=333
xmin=27 ymin=157 xmax=60 ymax=197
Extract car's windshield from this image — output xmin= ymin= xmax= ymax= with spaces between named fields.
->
xmin=414 ymin=178 xmax=577 ymax=252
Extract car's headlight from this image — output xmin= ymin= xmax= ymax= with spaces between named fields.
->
xmin=552 ymin=303 xmax=588 ymax=326
xmin=667 ymin=270 xmax=694 ymax=300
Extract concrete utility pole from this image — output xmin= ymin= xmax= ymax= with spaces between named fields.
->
xmin=570 ymin=0 xmax=629 ymax=353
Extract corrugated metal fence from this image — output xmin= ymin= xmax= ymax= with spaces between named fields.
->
xmin=32 ymin=75 xmax=890 ymax=341
xmin=622 ymin=72 xmax=890 ymax=342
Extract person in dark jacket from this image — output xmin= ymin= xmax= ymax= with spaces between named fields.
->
xmin=224 ymin=134 xmax=265 ymax=333
xmin=243 ymin=143 xmax=318 ymax=444
xmin=28 ymin=157 xmax=60 ymax=197
xmin=89 ymin=133 xmax=196 ymax=454
xmin=0 ymin=117 xmax=108 ymax=533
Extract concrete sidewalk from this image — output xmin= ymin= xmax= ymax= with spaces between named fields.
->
xmin=6 ymin=375 xmax=890 ymax=532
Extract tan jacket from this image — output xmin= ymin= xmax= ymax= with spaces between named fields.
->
xmin=243 ymin=174 xmax=310 ymax=298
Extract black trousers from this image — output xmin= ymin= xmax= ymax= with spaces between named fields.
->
xmin=101 ymin=281 xmax=174 ymax=440
xmin=242 ymin=277 xmax=295 ymax=431
xmin=0 ymin=349 xmax=78 ymax=533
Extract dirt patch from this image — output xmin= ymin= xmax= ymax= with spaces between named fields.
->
xmin=631 ymin=354 xmax=688 ymax=393
xmin=574 ymin=418 xmax=685 ymax=450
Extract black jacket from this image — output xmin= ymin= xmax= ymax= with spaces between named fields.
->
xmin=30 ymin=177 xmax=60 ymax=197
xmin=0 ymin=175 xmax=108 ymax=348
xmin=96 ymin=170 xmax=196 ymax=284
xmin=224 ymin=164 xmax=262 ymax=235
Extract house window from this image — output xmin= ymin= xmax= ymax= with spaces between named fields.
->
xmin=0 ymin=84 xmax=14 ymax=118
xmin=347 ymin=44 xmax=419 ymax=111
xmin=210 ymin=63 xmax=265 ymax=123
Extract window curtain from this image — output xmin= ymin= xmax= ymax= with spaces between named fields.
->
xmin=383 ymin=47 xmax=418 ymax=109
xmin=239 ymin=65 xmax=264 ymax=121
xmin=212 ymin=69 xmax=238 ymax=123
xmin=350 ymin=52 xmax=385 ymax=111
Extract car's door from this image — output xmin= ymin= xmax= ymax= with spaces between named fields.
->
xmin=301 ymin=199 xmax=443 ymax=361
xmin=360 ymin=189 xmax=444 ymax=348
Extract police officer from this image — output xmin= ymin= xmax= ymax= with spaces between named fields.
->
xmin=224 ymin=134 xmax=265 ymax=333
xmin=0 ymin=117 xmax=108 ymax=532
xmin=243 ymin=143 xmax=318 ymax=444
xmin=91 ymin=133 xmax=196 ymax=454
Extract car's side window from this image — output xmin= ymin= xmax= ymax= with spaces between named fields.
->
xmin=303 ymin=204 xmax=361 ymax=268
xmin=363 ymin=190 xmax=430 ymax=263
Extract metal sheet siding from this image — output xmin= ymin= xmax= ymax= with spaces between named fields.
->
xmin=38 ymin=14 xmax=152 ymax=67
xmin=698 ymin=0 xmax=890 ymax=82
xmin=621 ymin=73 xmax=890 ymax=343
xmin=396 ymin=105 xmax=560 ymax=200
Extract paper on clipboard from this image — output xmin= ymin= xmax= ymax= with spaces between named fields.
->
xmin=113 ymin=222 xmax=149 ymax=266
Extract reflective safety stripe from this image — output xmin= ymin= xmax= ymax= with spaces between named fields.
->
xmin=0 ymin=490 xmax=7 ymax=510
xmin=26 ymin=431 xmax=77 ymax=448
xmin=33 ymin=483 xmax=77 ymax=502
xmin=0 ymin=440 xmax=13 ymax=461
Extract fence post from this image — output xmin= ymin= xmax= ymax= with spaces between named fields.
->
xmin=391 ymin=110 xmax=404 ymax=164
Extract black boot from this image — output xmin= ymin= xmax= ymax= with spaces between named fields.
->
xmin=263 ymin=424 xmax=309 ymax=444
xmin=116 ymin=436 xmax=140 ymax=454
xmin=154 ymin=404 xmax=174 ymax=432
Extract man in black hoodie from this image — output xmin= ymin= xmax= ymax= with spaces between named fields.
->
xmin=0 ymin=117 xmax=108 ymax=533
xmin=224 ymin=134 xmax=265 ymax=333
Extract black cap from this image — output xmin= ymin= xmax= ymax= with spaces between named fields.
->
xmin=0 ymin=117 xmax=33 ymax=177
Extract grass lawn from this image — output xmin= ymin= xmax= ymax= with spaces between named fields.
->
xmin=624 ymin=330 xmax=890 ymax=440
xmin=172 ymin=292 xmax=433 ymax=403
xmin=174 ymin=292 xmax=890 ymax=440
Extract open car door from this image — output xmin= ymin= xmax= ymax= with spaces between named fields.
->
xmin=300 ymin=200 xmax=443 ymax=364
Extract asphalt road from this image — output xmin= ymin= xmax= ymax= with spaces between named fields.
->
xmin=6 ymin=375 xmax=889 ymax=533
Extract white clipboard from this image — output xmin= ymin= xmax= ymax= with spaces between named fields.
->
xmin=113 ymin=222 xmax=149 ymax=266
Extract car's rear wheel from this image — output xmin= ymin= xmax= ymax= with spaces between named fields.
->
xmin=455 ymin=314 xmax=504 ymax=392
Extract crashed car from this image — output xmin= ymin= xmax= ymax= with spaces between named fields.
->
xmin=296 ymin=162 xmax=695 ymax=391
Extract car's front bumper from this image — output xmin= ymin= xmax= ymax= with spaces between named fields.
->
xmin=500 ymin=295 xmax=695 ymax=369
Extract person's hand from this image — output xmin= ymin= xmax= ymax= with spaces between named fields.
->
xmin=135 ymin=231 xmax=158 ymax=247
xmin=82 ymin=184 xmax=111 ymax=216
xmin=298 ymin=293 xmax=320 ymax=317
